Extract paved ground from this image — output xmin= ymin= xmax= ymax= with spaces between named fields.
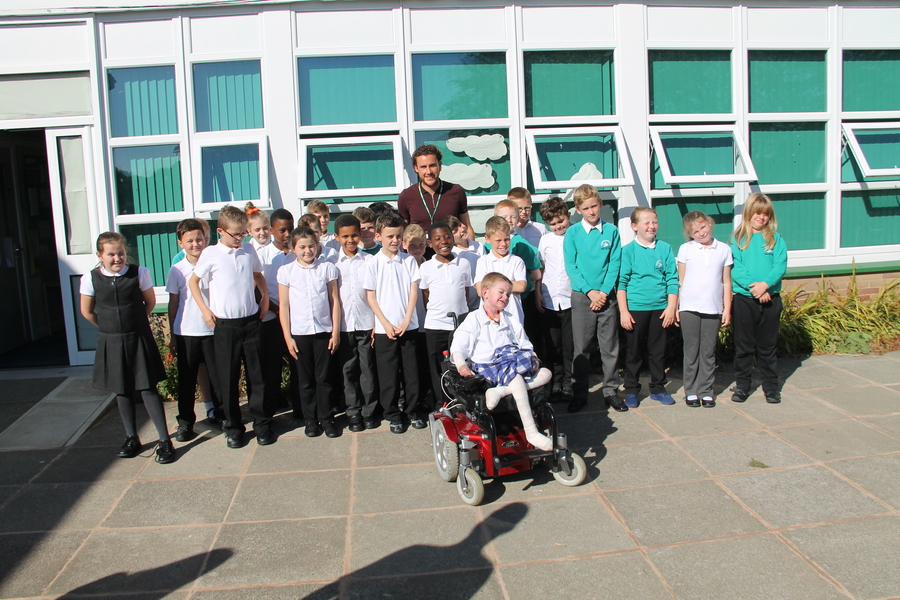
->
xmin=0 ymin=353 xmax=899 ymax=600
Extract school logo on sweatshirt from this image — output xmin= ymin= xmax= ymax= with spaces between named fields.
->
xmin=655 ymin=259 xmax=664 ymax=272
xmin=600 ymin=239 xmax=611 ymax=249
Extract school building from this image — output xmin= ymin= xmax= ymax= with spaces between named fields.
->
xmin=0 ymin=1 xmax=897 ymax=366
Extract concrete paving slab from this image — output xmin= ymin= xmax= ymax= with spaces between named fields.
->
xmin=501 ymin=552 xmax=672 ymax=600
xmin=729 ymin=391 xmax=847 ymax=426
xmin=343 ymin=570 xmax=505 ymax=600
xmin=354 ymin=426 xmax=434 ymax=468
xmin=0 ymin=377 xmax=66 ymax=404
xmin=862 ymin=413 xmax=900 ymax=438
xmin=201 ymin=519 xmax=346 ymax=587
xmin=33 ymin=445 xmax=148 ymax=483
xmin=606 ymin=480 xmax=765 ymax=546
xmin=555 ymin=411 xmax=663 ymax=448
xmin=0 ymin=448 xmax=60 ymax=484
xmin=648 ymin=533 xmax=845 ymax=600
xmin=476 ymin=463 xmax=598 ymax=504
xmin=247 ymin=434 xmax=352 ymax=474
xmin=487 ymin=495 xmax=635 ymax=563
xmin=46 ymin=376 xmax=105 ymax=400
xmin=809 ymin=384 xmax=900 ymax=416
xmin=74 ymin=406 xmax=162 ymax=447
xmin=47 ymin=526 xmax=219 ymax=595
xmin=0 ymin=530 xmax=87 ymax=598
xmin=827 ymin=453 xmax=900 ymax=509
xmin=640 ymin=403 xmax=758 ymax=438
xmin=140 ymin=435 xmax=247 ymax=479
xmin=783 ymin=516 xmax=900 ymax=600
xmin=772 ymin=419 xmax=900 ymax=461
xmin=678 ymin=429 xmax=814 ymax=476
xmin=0 ymin=403 xmax=36 ymax=433
xmin=353 ymin=463 xmax=462 ymax=514
xmin=190 ymin=586 xmax=324 ymax=600
xmin=813 ymin=355 xmax=900 ymax=385
xmin=227 ymin=471 xmax=350 ymax=522
xmin=721 ymin=465 xmax=889 ymax=528
xmin=0 ymin=399 xmax=108 ymax=449
xmin=0 ymin=484 xmax=18 ymax=508
xmin=103 ymin=478 xmax=238 ymax=528
xmin=779 ymin=361 xmax=867 ymax=390
xmin=593 ymin=441 xmax=707 ymax=490
xmin=0 ymin=481 xmax=128 ymax=532
xmin=349 ymin=506 xmax=482 ymax=572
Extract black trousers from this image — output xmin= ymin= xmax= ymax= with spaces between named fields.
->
xmin=522 ymin=293 xmax=544 ymax=359
xmin=214 ymin=314 xmax=268 ymax=437
xmin=623 ymin=309 xmax=668 ymax=395
xmin=337 ymin=330 xmax=378 ymax=419
xmin=540 ymin=308 xmax=573 ymax=391
xmin=260 ymin=317 xmax=299 ymax=417
xmin=174 ymin=334 xmax=221 ymax=427
xmin=292 ymin=332 xmax=334 ymax=422
xmin=733 ymin=293 xmax=782 ymax=394
xmin=374 ymin=331 xmax=420 ymax=422
xmin=424 ymin=328 xmax=453 ymax=408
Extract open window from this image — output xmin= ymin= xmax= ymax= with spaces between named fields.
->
xmin=650 ymin=125 xmax=757 ymax=186
xmin=298 ymin=135 xmax=404 ymax=199
xmin=524 ymin=126 xmax=633 ymax=189
xmin=842 ymin=123 xmax=900 ymax=178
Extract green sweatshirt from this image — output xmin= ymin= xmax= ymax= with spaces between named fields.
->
xmin=730 ymin=232 xmax=787 ymax=297
xmin=618 ymin=239 xmax=679 ymax=311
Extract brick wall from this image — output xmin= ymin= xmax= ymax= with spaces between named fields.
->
xmin=784 ymin=270 xmax=900 ymax=301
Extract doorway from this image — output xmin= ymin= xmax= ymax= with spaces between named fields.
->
xmin=0 ymin=130 xmax=68 ymax=368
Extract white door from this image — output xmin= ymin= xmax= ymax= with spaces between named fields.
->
xmin=45 ymin=127 xmax=103 ymax=366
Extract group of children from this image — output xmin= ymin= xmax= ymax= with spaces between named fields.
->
xmin=81 ymin=184 xmax=786 ymax=464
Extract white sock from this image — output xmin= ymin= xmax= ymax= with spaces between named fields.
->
xmin=509 ymin=376 xmax=553 ymax=451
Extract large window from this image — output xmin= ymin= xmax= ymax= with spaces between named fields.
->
xmin=298 ymin=55 xmax=396 ymax=127
xmin=193 ymin=60 xmax=263 ymax=132
xmin=843 ymin=50 xmax=900 ymax=113
xmin=650 ymin=125 xmax=756 ymax=187
xmin=107 ymin=66 xmax=178 ymax=137
xmin=299 ymin=136 xmax=404 ymax=198
xmin=524 ymin=50 xmax=614 ymax=118
xmin=748 ymin=51 xmax=826 ymax=114
xmin=412 ymin=52 xmax=508 ymax=121
xmin=649 ymin=50 xmax=732 ymax=115
xmin=524 ymin=127 xmax=633 ymax=189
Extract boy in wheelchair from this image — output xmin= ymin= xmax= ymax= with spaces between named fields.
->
xmin=449 ymin=272 xmax=553 ymax=450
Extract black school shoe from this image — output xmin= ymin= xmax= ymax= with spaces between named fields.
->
xmin=685 ymin=396 xmax=701 ymax=407
xmin=323 ymin=420 xmax=342 ymax=438
xmin=174 ymin=424 xmax=195 ymax=442
xmin=256 ymin=429 xmax=276 ymax=446
xmin=305 ymin=421 xmax=323 ymax=438
xmin=155 ymin=440 xmax=176 ymax=464
xmin=605 ymin=393 xmax=629 ymax=413
xmin=348 ymin=415 xmax=365 ymax=433
xmin=390 ymin=420 xmax=407 ymax=434
xmin=118 ymin=436 xmax=141 ymax=458
xmin=409 ymin=416 xmax=428 ymax=429
xmin=731 ymin=387 xmax=749 ymax=403
xmin=765 ymin=391 xmax=782 ymax=404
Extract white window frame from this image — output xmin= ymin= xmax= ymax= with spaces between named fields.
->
xmin=108 ymin=138 xmax=192 ymax=224
xmin=298 ymin=134 xmax=405 ymax=199
xmin=649 ymin=124 xmax=758 ymax=186
xmin=191 ymin=132 xmax=270 ymax=213
xmin=524 ymin=126 xmax=634 ymax=189
xmin=841 ymin=122 xmax=900 ymax=178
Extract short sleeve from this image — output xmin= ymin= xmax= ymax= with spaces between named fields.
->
xmin=418 ymin=264 xmax=431 ymax=290
xmin=676 ymin=243 xmax=688 ymax=264
xmin=363 ymin=259 xmax=377 ymax=291
xmin=474 ymin=256 xmax=488 ymax=284
xmin=407 ymin=256 xmax=421 ymax=283
xmin=276 ymin=263 xmax=291 ymax=287
xmin=79 ymin=272 xmax=94 ymax=296
xmin=511 ymin=256 xmax=527 ymax=281
xmin=165 ymin=266 xmax=182 ymax=294
xmin=325 ymin=262 xmax=339 ymax=283
xmin=193 ymin=251 xmax=213 ymax=281
xmin=137 ymin=267 xmax=153 ymax=291
xmin=247 ymin=244 xmax=263 ymax=273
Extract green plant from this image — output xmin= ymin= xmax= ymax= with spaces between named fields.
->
xmin=149 ymin=314 xmax=178 ymax=401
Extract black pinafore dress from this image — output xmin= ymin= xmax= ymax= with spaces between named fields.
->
xmin=91 ymin=266 xmax=166 ymax=396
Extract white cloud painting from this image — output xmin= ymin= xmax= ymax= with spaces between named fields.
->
xmin=570 ymin=162 xmax=604 ymax=181
xmin=441 ymin=162 xmax=495 ymax=191
xmin=446 ymin=134 xmax=508 ymax=161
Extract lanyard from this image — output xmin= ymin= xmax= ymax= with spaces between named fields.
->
xmin=418 ymin=182 xmax=442 ymax=222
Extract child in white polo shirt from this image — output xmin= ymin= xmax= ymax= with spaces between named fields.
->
xmin=450 ymin=272 xmax=553 ymax=451
xmin=278 ymin=226 xmax=341 ymax=438
xmin=166 ymin=218 xmax=223 ymax=442
xmin=419 ymin=221 xmax=472 ymax=409
xmin=677 ymin=210 xmax=733 ymax=408
xmin=475 ymin=216 xmax=527 ymax=323
xmin=190 ymin=205 xmax=271 ymax=449
xmin=364 ymin=212 xmax=423 ymax=433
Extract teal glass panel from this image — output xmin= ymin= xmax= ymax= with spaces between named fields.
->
xmin=193 ymin=60 xmax=263 ymax=132
xmin=842 ymin=134 xmax=900 ymax=183
xmin=652 ymin=132 xmax=738 ymax=189
xmin=412 ymin=53 xmax=507 ymax=121
xmin=652 ymin=197 xmax=735 ymax=249
xmin=524 ymin=50 xmax=615 ymax=117
xmin=841 ymin=190 xmax=900 ymax=247
xmin=108 ymin=66 xmax=177 ymax=137
xmin=298 ymin=55 xmax=396 ymax=126
xmin=843 ymin=50 xmax=900 ymax=112
xmin=120 ymin=222 xmax=179 ymax=287
xmin=749 ymin=123 xmax=826 ymax=184
xmin=201 ymin=144 xmax=260 ymax=204
xmin=532 ymin=134 xmax=619 ymax=184
xmin=749 ymin=51 xmax=826 ymax=113
xmin=649 ymin=50 xmax=731 ymax=114
xmin=768 ymin=192 xmax=826 ymax=250
xmin=113 ymin=145 xmax=182 ymax=215
xmin=307 ymin=143 xmax=395 ymax=191
xmin=415 ymin=129 xmax=510 ymax=195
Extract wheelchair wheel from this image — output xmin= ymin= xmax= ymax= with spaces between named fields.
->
xmin=457 ymin=468 xmax=484 ymax=506
xmin=432 ymin=419 xmax=459 ymax=482
xmin=553 ymin=452 xmax=587 ymax=487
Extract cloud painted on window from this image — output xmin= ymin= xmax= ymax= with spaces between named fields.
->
xmin=570 ymin=162 xmax=604 ymax=181
xmin=446 ymin=134 xmax=508 ymax=161
xmin=441 ymin=162 xmax=495 ymax=191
